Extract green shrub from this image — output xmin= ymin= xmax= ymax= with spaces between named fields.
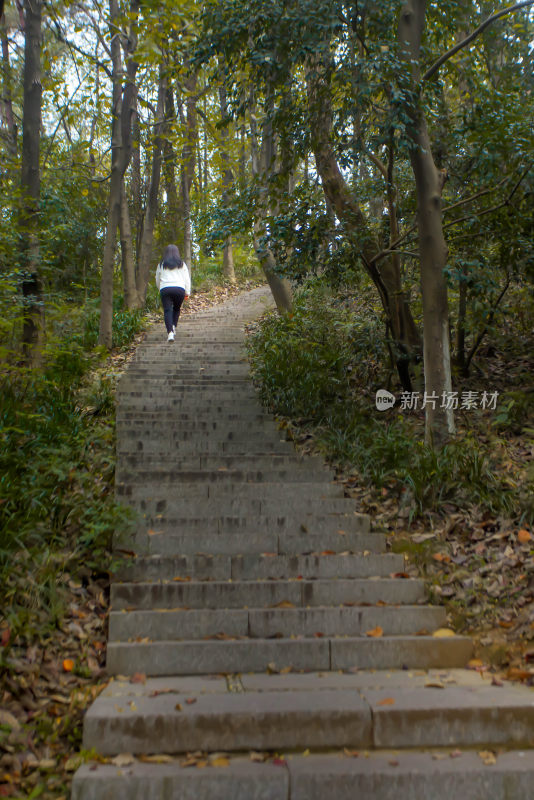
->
xmin=247 ymin=279 xmax=516 ymax=519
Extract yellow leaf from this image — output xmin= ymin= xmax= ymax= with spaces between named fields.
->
xmin=365 ymin=626 xmax=383 ymax=638
xmin=467 ymin=659 xmax=485 ymax=670
xmin=518 ymin=529 xmax=531 ymax=544
xmin=62 ymin=658 xmax=75 ymax=672
xmin=432 ymin=628 xmax=456 ymax=638
xmin=211 ymin=757 xmax=230 ymax=767
xmin=139 ymin=755 xmax=174 ymax=764
xmin=478 ymin=750 xmax=497 ymax=766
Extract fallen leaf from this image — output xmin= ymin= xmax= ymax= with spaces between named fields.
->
xmin=506 ymin=668 xmax=533 ymax=682
xmin=175 ymin=703 xmax=183 ymax=711
xmin=130 ymin=672 xmax=147 ymax=684
xmin=518 ymin=529 xmax=531 ymax=544
xmin=139 ymin=755 xmax=174 ymax=764
xmin=38 ymin=759 xmax=56 ymax=770
xmin=377 ymin=697 xmax=395 ymax=706
xmin=450 ymin=750 xmax=462 ymax=758
xmin=211 ymin=757 xmax=230 ymax=767
xmin=62 ymin=659 xmax=75 ymax=672
xmin=110 ymin=754 xmax=135 ymax=767
xmin=343 ymin=748 xmax=359 ymax=757
xmin=467 ymin=659 xmax=485 ymax=670
xmin=185 ymin=698 xmax=197 ymax=705
xmin=180 ymin=758 xmax=199 ymax=768
xmin=365 ymin=626 xmax=383 ymax=638
xmin=432 ymin=628 xmax=456 ymax=638
xmin=0 ymin=711 xmax=20 ymax=730
xmin=271 ymin=601 xmax=295 ymax=609
xmin=478 ymin=750 xmax=497 ymax=766
xmin=250 ymin=752 xmax=267 ymax=763
xmin=424 ymin=681 xmax=445 ymax=689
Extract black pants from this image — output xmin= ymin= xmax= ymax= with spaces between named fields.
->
xmin=160 ymin=287 xmax=185 ymax=333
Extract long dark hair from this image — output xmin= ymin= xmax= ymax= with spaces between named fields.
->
xmin=161 ymin=244 xmax=183 ymax=269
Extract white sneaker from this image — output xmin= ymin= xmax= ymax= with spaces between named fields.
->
xmin=172 ymin=325 xmax=176 ymax=333
xmin=167 ymin=331 xmax=175 ymax=342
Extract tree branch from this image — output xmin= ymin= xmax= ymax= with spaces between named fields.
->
xmin=464 ymin=273 xmax=511 ymax=373
xmin=423 ymin=0 xmax=534 ymax=82
xmin=443 ymin=163 xmax=532 ymax=230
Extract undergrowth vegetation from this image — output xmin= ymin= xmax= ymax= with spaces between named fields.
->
xmin=247 ymin=278 xmax=532 ymax=523
xmin=0 ymin=308 xmax=145 ymax=646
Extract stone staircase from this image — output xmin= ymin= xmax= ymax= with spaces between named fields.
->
xmin=72 ymin=286 xmax=534 ymax=799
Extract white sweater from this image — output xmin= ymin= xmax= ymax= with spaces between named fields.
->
xmin=155 ymin=262 xmax=191 ymax=294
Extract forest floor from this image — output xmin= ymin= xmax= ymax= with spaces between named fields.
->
xmin=0 ymin=281 xmax=532 ymax=799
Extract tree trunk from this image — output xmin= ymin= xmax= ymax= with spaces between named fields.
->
xmin=20 ymin=0 xmax=44 ymax=364
xmin=130 ymin=94 xmax=142 ymax=257
xmin=249 ymin=89 xmax=293 ymax=313
xmin=136 ymin=65 xmax=166 ymax=304
xmin=177 ymin=73 xmax=198 ymax=269
xmin=162 ymin=83 xmax=180 ymax=249
xmin=1 ymin=14 xmax=17 ymax=172
xmin=305 ymin=56 xmax=420 ymax=387
xmin=98 ymin=0 xmax=140 ymax=348
xmin=398 ymin=0 xmax=455 ymax=445
xmin=119 ymin=179 xmax=138 ymax=308
xmin=218 ymin=78 xmax=236 ymax=283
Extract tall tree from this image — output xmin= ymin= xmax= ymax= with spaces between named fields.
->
xmin=98 ymin=0 xmax=140 ymax=348
xmin=218 ymin=75 xmax=236 ymax=284
xmin=20 ymin=0 xmax=44 ymax=363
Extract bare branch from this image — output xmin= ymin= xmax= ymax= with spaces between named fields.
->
xmin=423 ymin=0 xmax=534 ymax=82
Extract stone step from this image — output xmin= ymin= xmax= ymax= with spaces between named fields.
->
xmin=146 ymin=510 xmax=370 ymax=534
xmin=115 ymin=467 xmax=336 ymax=484
xmin=71 ymin=749 xmax=534 ymax=800
xmin=113 ymin=552 xmax=402 ymax=582
xmin=87 ymin=663 xmax=534 ymax=760
xmin=105 ymin=634 xmax=472 ymax=675
xmin=108 ymin=603 xmax=445 ymax=642
xmin=116 ymin=439 xmax=294 ymax=455
xmin=117 ymin=379 xmax=253 ymax=391
xmin=117 ymin=454 xmax=330 ymax=471
xmin=110 ymin=577 xmax=425 ymax=611
xmin=126 ymin=497 xmax=360 ymax=517
xmin=115 ymin=529 xmax=383 ymax=558
xmin=130 ymin=511 xmax=371 ymax=537
xmin=116 ymin=481 xmax=345 ymax=502
xmin=117 ymin=405 xmax=267 ymax=416
xmin=116 ymin=427 xmax=290 ymax=442
xmin=126 ymin=369 xmax=250 ymax=377
xmin=116 ymin=411 xmax=272 ymax=422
